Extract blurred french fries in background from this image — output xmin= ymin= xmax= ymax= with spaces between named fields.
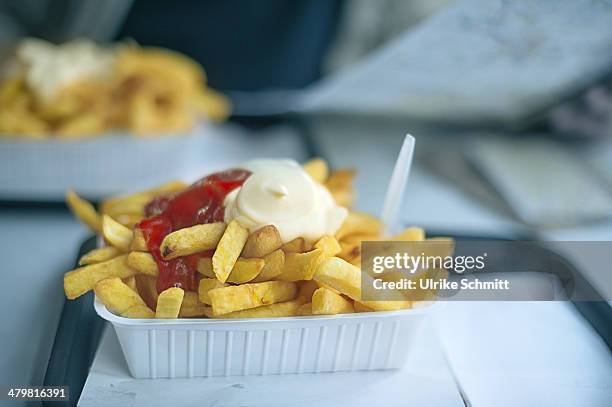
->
xmin=0 ymin=39 xmax=230 ymax=139
xmin=302 ymin=157 xmax=329 ymax=184
xmin=63 ymin=158 xmax=448 ymax=319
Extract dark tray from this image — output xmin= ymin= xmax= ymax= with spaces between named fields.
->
xmin=42 ymin=233 xmax=612 ymax=406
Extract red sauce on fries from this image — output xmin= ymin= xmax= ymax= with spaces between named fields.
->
xmin=137 ymin=169 xmax=251 ymax=292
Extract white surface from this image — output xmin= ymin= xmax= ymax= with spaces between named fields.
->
xmin=96 ymin=299 xmax=433 ymax=378
xmin=79 ymin=320 xmax=464 ymax=407
xmin=435 ymin=302 xmax=612 ymax=407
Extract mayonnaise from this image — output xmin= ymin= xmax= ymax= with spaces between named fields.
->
xmin=15 ymin=38 xmax=116 ymax=101
xmin=223 ymin=159 xmax=348 ymax=243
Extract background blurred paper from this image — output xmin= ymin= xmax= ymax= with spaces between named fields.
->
xmin=300 ymin=0 xmax=612 ymax=126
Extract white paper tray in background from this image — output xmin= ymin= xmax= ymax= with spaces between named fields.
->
xmin=95 ymin=299 xmax=436 ymax=379
xmin=0 ymin=123 xmax=308 ymax=201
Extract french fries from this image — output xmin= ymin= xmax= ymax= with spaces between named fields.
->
xmin=296 ymin=302 xmax=313 ymax=316
xmin=64 ymin=255 xmax=136 ymax=299
xmin=179 ymin=291 xmax=208 ymax=317
xmin=280 ymin=237 xmax=311 ymax=254
xmin=197 ymin=257 xmax=264 ymax=284
xmin=204 ymin=300 xmax=301 ymax=319
xmin=64 ymin=158 xmax=445 ymax=322
xmin=123 ymin=276 xmax=138 ymax=292
xmin=131 ymin=228 xmax=148 ymax=251
xmin=392 ymin=227 xmax=425 ymax=241
xmin=312 ymin=287 xmax=354 ymax=315
xmin=212 ymin=220 xmax=249 ymax=283
xmin=303 ymin=158 xmax=329 ymax=183
xmin=335 ymin=212 xmax=382 ymax=240
xmin=250 ymin=249 xmax=285 ymax=282
xmin=122 ymin=304 xmax=156 ymax=318
xmin=325 ymin=168 xmax=355 ymax=207
xmin=314 ymin=257 xmax=410 ymax=311
xmin=79 ymin=246 xmax=121 ymax=266
xmin=160 ymin=222 xmax=226 ymax=260
xmin=156 ymin=287 xmax=184 ymax=318
xmin=198 ymin=278 xmax=227 ymax=305
xmin=354 ymin=301 xmax=374 ymax=313
xmin=126 ymin=251 xmax=159 ymax=276
xmin=314 ymin=235 xmax=342 ymax=256
xmin=1 ymin=39 xmax=230 ymax=138
xmin=241 ymin=225 xmax=282 ymax=258
xmin=66 ymin=190 xmax=102 ymax=233
xmin=102 ymin=215 xmax=133 ymax=252
xmin=297 ymin=280 xmax=319 ymax=303
xmin=94 ymin=277 xmax=151 ymax=315
xmin=100 ymin=180 xmax=187 ymax=220
xmin=208 ymin=281 xmax=297 ymax=316
xmin=276 ymin=249 xmax=325 ymax=281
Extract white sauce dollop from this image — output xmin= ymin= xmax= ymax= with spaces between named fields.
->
xmin=223 ymin=159 xmax=348 ymax=243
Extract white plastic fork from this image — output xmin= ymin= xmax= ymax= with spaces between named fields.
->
xmin=380 ymin=134 xmax=416 ymax=236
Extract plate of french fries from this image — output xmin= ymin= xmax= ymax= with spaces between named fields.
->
xmin=63 ymin=157 xmax=443 ymax=377
xmin=0 ymin=38 xmax=229 ymax=138
xmin=0 ymin=38 xmax=232 ymax=201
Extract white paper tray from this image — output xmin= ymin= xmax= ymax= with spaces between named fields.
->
xmin=94 ymin=299 xmax=436 ymax=379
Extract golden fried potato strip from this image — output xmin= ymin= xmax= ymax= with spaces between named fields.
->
xmin=325 ymin=169 xmax=355 ymax=207
xmin=102 ymin=215 xmax=133 ymax=252
xmin=79 ymin=247 xmax=121 ymax=266
xmin=314 ymin=235 xmax=341 ymax=256
xmin=250 ymin=249 xmax=285 ymax=283
xmin=94 ymin=277 xmax=150 ymax=315
xmin=208 ymin=281 xmax=297 ymax=316
xmin=198 ymin=278 xmax=227 ymax=305
xmin=241 ymin=225 xmax=282 ymax=258
xmin=126 ymin=251 xmax=159 ymax=276
xmin=205 ymin=300 xmax=300 ymax=319
xmin=64 ymin=255 xmax=136 ymax=299
xmin=276 ymin=249 xmax=325 ymax=281
xmin=179 ymin=291 xmax=208 ymax=317
xmin=312 ymin=287 xmax=354 ymax=315
xmin=160 ymin=222 xmax=226 ymax=260
xmin=314 ymin=257 xmax=410 ymax=311
xmin=65 ymin=190 xmax=101 ymax=233
xmin=156 ymin=287 xmax=184 ymax=318
xmin=335 ymin=212 xmax=382 ymax=240
xmin=212 ymin=220 xmax=249 ymax=283
xmin=302 ymin=158 xmax=329 ymax=183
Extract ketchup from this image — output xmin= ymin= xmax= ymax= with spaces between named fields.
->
xmin=137 ymin=169 xmax=251 ymax=292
